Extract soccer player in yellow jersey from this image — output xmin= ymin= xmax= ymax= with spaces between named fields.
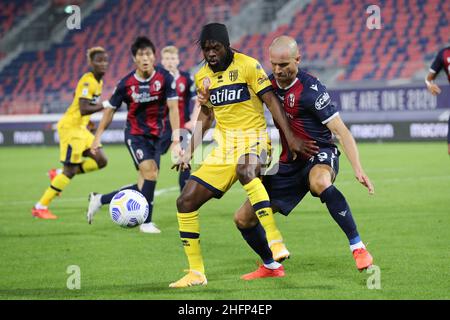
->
xmin=31 ymin=47 xmax=109 ymax=219
xmin=169 ymin=23 xmax=318 ymax=287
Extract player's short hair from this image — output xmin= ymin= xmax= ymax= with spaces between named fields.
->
xmin=131 ymin=36 xmax=156 ymax=56
xmin=161 ymin=46 xmax=179 ymax=56
xmin=87 ymin=46 xmax=106 ymax=63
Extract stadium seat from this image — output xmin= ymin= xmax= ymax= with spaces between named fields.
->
xmin=0 ymin=0 xmax=449 ymax=114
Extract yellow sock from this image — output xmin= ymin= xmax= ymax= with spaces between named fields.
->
xmin=177 ymin=211 xmax=204 ymax=274
xmin=243 ymin=178 xmax=283 ymax=244
xmin=80 ymin=158 xmax=99 ymax=173
xmin=38 ymin=174 xmax=71 ymax=207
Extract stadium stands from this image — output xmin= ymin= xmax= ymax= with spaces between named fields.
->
xmin=235 ymin=0 xmax=449 ymax=81
xmin=0 ymin=0 xmax=448 ymax=114
xmin=0 ymin=0 xmax=34 ymax=39
xmin=0 ymin=0 xmax=247 ymax=114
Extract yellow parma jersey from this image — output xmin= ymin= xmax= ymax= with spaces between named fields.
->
xmin=58 ymin=72 xmax=103 ymax=128
xmin=194 ymin=52 xmax=272 ymax=134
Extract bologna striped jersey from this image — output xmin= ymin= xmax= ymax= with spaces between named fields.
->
xmin=107 ymin=66 xmax=178 ymax=137
xmin=430 ymin=46 xmax=450 ymax=83
xmin=270 ymin=69 xmax=338 ymax=163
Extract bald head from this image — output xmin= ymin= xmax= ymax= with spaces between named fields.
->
xmin=269 ymin=36 xmax=300 ymax=58
xmin=269 ymin=36 xmax=301 ymax=87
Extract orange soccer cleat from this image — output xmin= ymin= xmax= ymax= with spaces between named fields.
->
xmin=31 ymin=207 xmax=58 ymax=220
xmin=241 ymin=264 xmax=285 ymax=281
xmin=352 ymin=248 xmax=373 ymax=271
xmin=169 ymin=270 xmax=207 ymax=288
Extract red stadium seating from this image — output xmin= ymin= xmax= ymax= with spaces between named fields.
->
xmin=0 ymin=0 xmax=448 ymax=114
xmin=234 ymin=0 xmax=449 ymax=81
xmin=0 ymin=0 xmax=247 ymax=114
xmin=0 ymin=0 xmax=34 ymax=39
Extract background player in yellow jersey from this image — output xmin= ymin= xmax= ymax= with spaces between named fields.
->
xmin=169 ymin=23 xmax=318 ymax=288
xmin=31 ymin=47 xmax=109 ymax=219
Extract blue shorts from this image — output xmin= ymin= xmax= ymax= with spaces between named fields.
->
xmin=124 ymin=130 xmax=161 ymax=170
xmin=159 ymin=127 xmax=172 ymax=155
xmin=263 ymin=147 xmax=340 ymax=216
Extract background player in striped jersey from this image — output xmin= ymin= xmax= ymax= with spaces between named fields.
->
xmin=159 ymin=45 xmax=199 ymax=191
xmin=87 ymin=36 xmax=180 ymax=234
xmin=32 ymin=47 xmax=109 ymax=219
xmin=425 ymin=46 xmax=450 ymax=154
xmin=234 ymin=36 xmax=375 ymax=272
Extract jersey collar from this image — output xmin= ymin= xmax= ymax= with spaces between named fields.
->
xmin=134 ymin=69 xmax=156 ymax=82
xmin=276 ymin=77 xmax=298 ymax=90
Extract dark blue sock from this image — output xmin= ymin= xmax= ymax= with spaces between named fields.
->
xmin=179 ymin=169 xmax=190 ymax=192
xmin=320 ymin=185 xmax=360 ymax=244
xmin=238 ymin=222 xmax=274 ymax=265
xmin=100 ymin=184 xmax=139 ymax=205
xmin=141 ymin=180 xmax=156 ymax=223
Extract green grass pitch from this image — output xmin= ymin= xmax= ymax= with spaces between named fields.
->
xmin=0 ymin=142 xmax=449 ymax=300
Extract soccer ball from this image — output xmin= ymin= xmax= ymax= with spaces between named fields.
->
xmin=109 ymin=189 xmax=149 ymax=228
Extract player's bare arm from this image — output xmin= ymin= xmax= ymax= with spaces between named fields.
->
xmin=326 ymin=115 xmax=374 ymax=194
xmin=167 ymin=99 xmax=181 ymax=155
xmin=425 ymin=72 xmax=442 ymax=95
xmin=261 ymin=90 xmax=319 ymax=158
xmin=184 ymin=98 xmax=201 ymax=131
xmin=79 ymin=97 xmax=104 ymax=116
xmin=91 ymin=106 xmax=115 ymax=154
xmin=172 ymin=105 xmax=214 ymax=171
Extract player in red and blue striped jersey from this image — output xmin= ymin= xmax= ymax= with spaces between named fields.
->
xmin=425 ymin=46 xmax=450 ymax=154
xmin=87 ymin=36 xmax=180 ymax=233
xmin=234 ymin=36 xmax=375 ymax=272
xmin=159 ymin=45 xmax=199 ymax=191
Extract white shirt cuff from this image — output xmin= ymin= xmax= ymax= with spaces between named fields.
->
xmin=102 ymin=100 xmax=116 ymax=109
xmin=322 ymin=112 xmax=340 ymax=124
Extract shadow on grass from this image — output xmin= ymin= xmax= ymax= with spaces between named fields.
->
xmin=0 ymin=281 xmax=241 ymax=300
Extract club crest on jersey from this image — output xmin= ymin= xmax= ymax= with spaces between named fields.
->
xmin=229 ymin=70 xmax=238 ymax=82
xmin=154 ymin=80 xmax=161 ymax=92
xmin=288 ymin=93 xmax=295 ymax=108
xmin=315 ymin=91 xmax=331 ymax=110
xmin=178 ymin=83 xmax=185 ymax=93
xmin=136 ymin=149 xmax=144 ymax=160
xmin=317 ymin=152 xmax=328 ymax=162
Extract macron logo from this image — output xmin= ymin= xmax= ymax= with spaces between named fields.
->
xmin=310 ymin=84 xmax=318 ymax=91
xmin=338 ymin=210 xmax=347 ymax=217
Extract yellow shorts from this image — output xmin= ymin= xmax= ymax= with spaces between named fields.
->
xmin=58 ymin=126 xmax=95 ymax=164
xmin=191 ymin=131 xmax=271 ymax=198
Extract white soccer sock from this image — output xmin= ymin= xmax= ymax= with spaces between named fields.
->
xmin=350 ymin=241 xmax=366 ymax=252
xmin=264 ymin=261 xmax=282 ymax=270
xmin=35 ymin=202 xmax=47 ymax=210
